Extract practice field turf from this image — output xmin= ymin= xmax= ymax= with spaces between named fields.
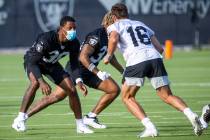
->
xmin=0 ymin=50 xmax=210 ymax=140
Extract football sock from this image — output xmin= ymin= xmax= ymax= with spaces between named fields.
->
xmin=141 ymin=117 xmax=155 ymax=129
xmin=88 ymin=112 xmax=97 ymax=118
xmin=18 ymin=112 xmax=26 ymax=120
xmin=76 ymin=119 xmax=83 ymax=127
xmin=183 ymin=108 xmax=195 ymax=120
xmin=25 ymin=114 xmax=28 ymax=120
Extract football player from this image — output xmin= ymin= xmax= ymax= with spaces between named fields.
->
xmin=12 ymin=16 xmax=93 ymax=134
xmin=104 ymin=3 xmax=203 ymax=137
xmin=24 ymin=12 xmax=124 ymax=129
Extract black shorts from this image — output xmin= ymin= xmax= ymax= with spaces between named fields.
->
xmin=81 ymin=68 xmax=102 ymax=89
xmin=124 ymin=58 xmax=167 ymax=78
xmin=123 ymin=58 xmax=169 ymax=89
xmin=65 ymin=63 xmax=101 ymax=89
xmin=24 ymin=62 xmax=69 ymax=85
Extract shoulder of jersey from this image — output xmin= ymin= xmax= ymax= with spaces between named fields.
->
xmin=89 ymin=28 xmax=101 ymax=36
xmin=38 ymin=30 xmax=57 ymax=41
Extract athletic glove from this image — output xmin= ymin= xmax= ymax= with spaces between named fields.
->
xmin=97 ymin=71 xmax=110 ymax=81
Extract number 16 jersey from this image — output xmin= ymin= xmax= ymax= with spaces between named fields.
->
xmin=107 ymin=19 xmax=162 ymax=67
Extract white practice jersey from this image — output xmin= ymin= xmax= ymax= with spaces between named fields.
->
xmin=107 ymin=19 xmax=162 ymax=67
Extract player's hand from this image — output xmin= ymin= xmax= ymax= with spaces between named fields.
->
xmin=77 ymin=81 xmax=88 ymax=96
xmin=103 ymin=54 xmax=112 ymax=65
xmin=39 ymin=80 xmax=51 ymax=95
xmin=103 ymin=58 xmax=109 ymax=65
xmin=97 ymin=71 xmax=110 ymax=81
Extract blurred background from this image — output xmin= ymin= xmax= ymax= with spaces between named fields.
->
xmin=0 ymin=0 xmax=210 ymax=49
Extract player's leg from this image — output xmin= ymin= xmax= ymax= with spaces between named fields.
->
xmin=156 ymin=85 xmax=188 ymax=111
xmin=122 ymin=61 xmax=158 ymax=137
xmin=121 ymin=84 xmax=144 ymax=119
xmin=27 ymin=86 xmax=67 ymax=118
xmin=150 ymin=58 xmax=202 ymax=136
xmin=58 ymin=77 xmax=93 ymax=133
xmin=121 ymin=83 xmax=158 ymax=138
xmin=20 ymin=72 xmax=40 ymax=113
xmin=59 ymin=77 xmax=81 ymax=118
xmin=12 ymin=71 xmax=39 ymax=132
xmin=47 ymin=63 xmax=93 ymax=133
xmin=156 ymin=85 xmax=202 ymax=136
xmin=89 ymin=77 xmax=120 ymax=115
xmin=84 ymin=77 xmax=120 ymax=129
xmin=200 ymin=104 xmax=210 ymax=129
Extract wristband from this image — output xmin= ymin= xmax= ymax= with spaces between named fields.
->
xmin=88 ymin=63 xmax=96 ymax=72
xmin=76 ymin=78 xmax=83 ymax=84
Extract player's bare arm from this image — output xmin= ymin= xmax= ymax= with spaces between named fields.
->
xmin=109 ymin=55 xmax=124 ymax=74
xmin=151 ymin=35 xmax=164 ymax=54
xmin=79 ymin=44 xmax=100 ymax=75
xmin=77 ymin=81 xmax=88 ymax=96
xmin=104 ymin=31 xmax=119 ymax=64
xmin=69 ymin=41 xmax=88 ymax=96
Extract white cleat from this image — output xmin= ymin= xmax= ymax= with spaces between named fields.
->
xmin=83 ymin=115 xmax=106 ymax=129
xmin=200 ymin=104 xmax=210 ymax=129
xmin=189 ymin=113 xmax=203 ymax=136
xmin=77 ymin=124 xmax=94 ymax=134
xmin=137 ymin=127 xmax=158 ymax=138
xmin=12 ymin=117 xmax=26 ymax=132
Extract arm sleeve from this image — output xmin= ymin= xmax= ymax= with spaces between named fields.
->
xmin=27 ymin=39 xmax=47 ymax=80
xmin=69 ymin=39 xmax=81 ymax=81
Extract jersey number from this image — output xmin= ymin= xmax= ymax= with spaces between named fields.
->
xmin=127 ymin=26 xmax=151 ymax=46
xmin=43 ymin=50 xmax=69 ymax=64
xmin=90 ymin=46 xmax=107 ymax=63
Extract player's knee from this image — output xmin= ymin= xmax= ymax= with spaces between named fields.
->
xmin=157 ymin=86 xmax=173 ymax=102
xmin=159 ymin=93 xmax=173 ymax=104
xmin=66 ymin=87 xmax=77 ymax=96
xmin=121 ymin=92 xmax=130 ymax=103
xmin=54 ymin=94 xmax=66 ymax=102
xmin=111 ymin=85 xmax=120 ymax=97
xmin=116 ymin=86 xmax=121 ymax=95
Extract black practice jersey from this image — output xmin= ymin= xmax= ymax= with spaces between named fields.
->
xmin=81 ymin=27 xmax=108 ymax=66
xmin=24 ymin=30 xmax=81 ymax=80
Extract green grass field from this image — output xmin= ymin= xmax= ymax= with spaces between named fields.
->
xmin=0 ymin=50 xmax=210 ymax=140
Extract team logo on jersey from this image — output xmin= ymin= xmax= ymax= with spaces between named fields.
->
xmin=89 ymin=38 xmax=98 ymax=46
xmin=36 ymin=43 xmax=44 ymax=53
xmin=34 ymin=0 xmax=75 ymax=32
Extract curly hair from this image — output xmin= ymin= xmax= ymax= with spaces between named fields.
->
xmin=101 ymin=12 xmax=114 ymax=27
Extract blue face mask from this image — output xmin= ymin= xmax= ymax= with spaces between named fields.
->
xmin=66 ymin=29 xmax=76 ymax=41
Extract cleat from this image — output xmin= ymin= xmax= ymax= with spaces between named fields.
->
xmin=12 ymin=117 xmax=26 ymax=132
xmin=83 ymin=115 xmax=106 ymax=129
xmin=200 ymin=104 xmax=210 ymax=129
xmin=137 ymin=127 xmax=158 ymax=138
xmin=77 ymin=124 xmax=94 ymax=134
xmin=189 ymin=113 xmax=203 ymax=136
